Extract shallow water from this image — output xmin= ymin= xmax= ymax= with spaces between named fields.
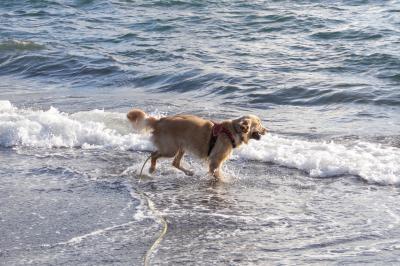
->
xmin=1 ymin=0 xmax=400 ymax=265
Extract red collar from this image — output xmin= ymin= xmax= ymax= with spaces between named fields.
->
xmin=212 ymin=123 xmax=236 ymax=148
xmin=208 ymin=123 xmax=236 ymax=156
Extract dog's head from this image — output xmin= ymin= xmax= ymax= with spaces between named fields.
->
xmin=233 ymin=115 xmax=267 ymax=144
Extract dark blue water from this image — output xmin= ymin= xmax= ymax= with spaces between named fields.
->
xmin=1 ymin=0 xmax=400 ymax=106
xmin=1 ymin=1 xmax=400 ymax=265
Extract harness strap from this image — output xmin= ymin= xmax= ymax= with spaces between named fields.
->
xmin=208 ymin=123 xmax=236 ymax=156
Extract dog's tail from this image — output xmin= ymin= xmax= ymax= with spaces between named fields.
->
xmin=127 ymin=109 xmax=157 ymax=131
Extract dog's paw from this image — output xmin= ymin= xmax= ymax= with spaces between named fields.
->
xmin=185 ymin=170 xmax=194 ymax=176
xmin=149 ymin=166 xmax=156 ymax=174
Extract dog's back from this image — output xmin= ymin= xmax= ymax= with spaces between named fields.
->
xmin=127 ymin=110 xmax=213 ymax=158
xmin=152 ymin=115 xmax=213 ymax=158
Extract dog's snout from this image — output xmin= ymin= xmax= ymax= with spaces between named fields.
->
xmin=251 ymin=131 xmax=261 ymax=140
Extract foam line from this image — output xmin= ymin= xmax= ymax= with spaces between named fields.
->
xmin=0 ymin=100 xmax=152 ymax=150
xmin=1 ymin=100 xmax=399 ymax=184
xmin=237 ymin=134 xmax=400 ymax=184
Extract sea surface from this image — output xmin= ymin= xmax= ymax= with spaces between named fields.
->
xmin=1 ymin=0 xmax=400 ymax=265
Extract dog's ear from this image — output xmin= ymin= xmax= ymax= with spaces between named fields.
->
xmin=239 ymin=119 xmax=251 ymax=133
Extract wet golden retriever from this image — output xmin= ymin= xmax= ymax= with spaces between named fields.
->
xmin=127 ymin=109 xmax=267 ymax=179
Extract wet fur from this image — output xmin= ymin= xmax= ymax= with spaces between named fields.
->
xmin=127 ymin=109 xmax=267 ymax=179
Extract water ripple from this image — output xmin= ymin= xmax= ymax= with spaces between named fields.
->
xmin=0 ymin=1 xmax=399 ymax=106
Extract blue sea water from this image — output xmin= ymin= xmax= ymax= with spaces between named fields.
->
xmin=1 ymin=1 xmax=400 ymax=265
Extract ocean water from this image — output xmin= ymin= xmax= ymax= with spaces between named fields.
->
xmin=1 ymin=0 xmax=400 ymax=265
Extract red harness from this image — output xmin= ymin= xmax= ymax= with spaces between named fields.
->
xmin=208 ymin=123 xmax=236 ymax=156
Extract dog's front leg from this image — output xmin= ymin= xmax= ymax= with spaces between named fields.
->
xmin=209 ymin=161 xmax=222 ymax=179
xmin=209 ymin=151 xmax=230 ymax=180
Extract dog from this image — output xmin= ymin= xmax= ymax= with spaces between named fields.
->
xmin=127 ymin=109 xmax=267 ymax=179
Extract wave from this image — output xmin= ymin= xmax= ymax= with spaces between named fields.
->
xmin=238 ymin=135 xmax=400 ymax=185
xmin=0 ymin=39 xmax=45 ymax=52
xmin=1 ymin=101 xmax=399 ymax=184
xmin=311 ymin=28 xmax=383 ymax=41
xmin=0 ymin=53 xmax=120 ymax=85
xmin=1 ymin=1 xmax=400 ymax=110
xmin=0 ymin=100 xmax=152 ymax=150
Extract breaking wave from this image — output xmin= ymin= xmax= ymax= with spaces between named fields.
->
xmin=1 ymin=100 xmax=399 ymax=184
xmin=238 ymin=135 xmax=400 ymax=185
xmin=0 ymin=39 xmax=45 ymax=52
xmin=0 ymin=100 xmax=151 ymax=150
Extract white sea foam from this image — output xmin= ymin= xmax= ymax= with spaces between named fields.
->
xmin=237 ymin=134 xmax=400 ymax=184
xmin=53 ymin=221 xmax=137 ymax=246
xmin=1 ymin=100 xmax=399 ymax=184
xmin=0 ymin=100 xmax=152 ymax=150
xmin=0 ymin=100 xmax=14 ymax=112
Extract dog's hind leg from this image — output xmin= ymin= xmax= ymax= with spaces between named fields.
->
xmin=172 ymin=149 xmax=193 ymax=176
xmin=149 ymin=149 xmax=179 ymax=174
xmin=149 ymin=151 xmax=161 ymax=174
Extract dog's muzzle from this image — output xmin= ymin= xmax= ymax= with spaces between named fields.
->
xmin=251 ymin=131 xmax=261 ymax=140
